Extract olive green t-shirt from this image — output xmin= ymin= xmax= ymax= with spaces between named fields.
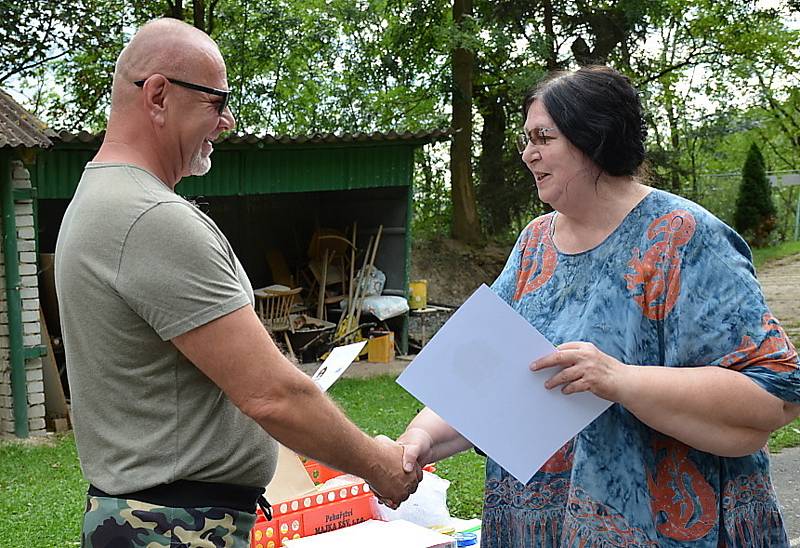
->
xmin=55 ymin=163 xmax=277 ymax=495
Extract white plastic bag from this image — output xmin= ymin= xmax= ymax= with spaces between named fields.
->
xmin=341 ymin=295 xmax=410 ymax=321
xmin=375 ymin=470 xmax=451 ymax=528
xmin=361 ymin=295 xmax=409 ymax=320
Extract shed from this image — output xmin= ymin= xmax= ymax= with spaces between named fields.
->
xmin=0 ymin=88 xmax=54 ymax=438
xmin=32 ymin=129 xmax=449 ymax=357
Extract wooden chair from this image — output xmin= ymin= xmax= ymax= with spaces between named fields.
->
xmin=254 ymin=286 xmax=303 ymax=360
xmin=307 ymin=233 xmax=354 ymax=321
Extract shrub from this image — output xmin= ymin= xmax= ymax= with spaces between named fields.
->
xmin=734 ymin=143 xmax=776 ymax=247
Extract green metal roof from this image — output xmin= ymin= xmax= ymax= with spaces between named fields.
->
xmin=32 ymin=129 xmax=449 ymax=199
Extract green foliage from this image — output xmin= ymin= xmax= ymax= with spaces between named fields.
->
xmin=413 ymin=146 xmax=454 ymax=239
xmin=0 ymin=1 xmax=119 ymax=85
xmin=5 ymin=0 xmax=800 ymax=240
xmin=734 ymin=143 xmax=777 ymax=247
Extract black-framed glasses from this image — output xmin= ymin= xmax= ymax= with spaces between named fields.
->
xmin=133 ymin=78 xmax=231 ymax=115
xmin=516 ymin=127 xmax=557 ymax=153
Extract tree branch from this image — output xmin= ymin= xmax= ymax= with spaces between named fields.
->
xmin=0 ymin=49 xmax=71 ymax=85
xmin=759 ymin=128 xmax=797 ymax=169
xmin=756 ymin=72 xmax=800 ymax=137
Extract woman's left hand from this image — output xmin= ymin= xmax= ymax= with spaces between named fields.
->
xmin=530 ymin=341 xmax=633 ymax=402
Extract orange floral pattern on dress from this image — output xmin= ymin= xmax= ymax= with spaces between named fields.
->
xmin=718 ymin=313 xmax=799 ymax=373
xmin=625 ymin=210 xmax=696 ymax=320
xmin=647 ymin=436 xmax=717 ymax=541
xmin=514 ymin=216 xmax=557 ymax=301
xmin=564 ymin=487 xmax=661 ymax=547
xmin=539 ymin=439 xmax=574 ymax=474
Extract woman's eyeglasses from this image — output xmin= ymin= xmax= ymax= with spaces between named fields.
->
xmin=516 ymin=127 xmax=556 ymax=153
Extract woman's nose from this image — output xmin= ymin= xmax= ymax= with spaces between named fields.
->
xmin=523 ymin=148 xmax=541 ymax=164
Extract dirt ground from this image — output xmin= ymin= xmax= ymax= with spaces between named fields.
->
xmin=409 ymin=237 xmax=510 ymax=307
xmin=757 ymin=253 xmax=800 ymax=343
xmin=410 ymin=237 xmax=800 ymax=343
xmin=317 ymin=242 xmax=800 ymax=378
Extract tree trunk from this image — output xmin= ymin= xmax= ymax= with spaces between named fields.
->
xmin=193 ymin=0 xmax=206 ymax=32
xmin=664 ymin=83 xmax=682 ymax=193
xmin=166 ymin=0 xmax=184 ymax=20
xmin=542 ymin=0 xmax=558 ymax=70
xmin=477 ymin=93 xmax=509 ymax=234
xmin=450 ymin=0 xmax=482 ymax=243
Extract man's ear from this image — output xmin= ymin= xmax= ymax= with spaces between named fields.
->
xmin=142 ymin=74 xmax=168 ymax=126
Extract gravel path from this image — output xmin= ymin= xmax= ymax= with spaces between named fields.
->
xmin=772 ymin=447 xmax=800 ymax=543
xmin=760 ymin=253 xmax=800 ymax=543
xmin=759 ymin=253 xmax=800 ymax=342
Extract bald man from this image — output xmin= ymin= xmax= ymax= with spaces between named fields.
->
xmin=55 ymin=19 xmax=418 ymax=547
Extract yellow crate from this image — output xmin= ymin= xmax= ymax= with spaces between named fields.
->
xmin=367 ymin=332 xmax=395 ymax=363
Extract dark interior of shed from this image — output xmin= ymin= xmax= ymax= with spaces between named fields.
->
xmin=36 ymin=185 xmax=410 ymax=370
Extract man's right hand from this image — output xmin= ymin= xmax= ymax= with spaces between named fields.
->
xmin=365 ymin=435 xmax=421 ymax=509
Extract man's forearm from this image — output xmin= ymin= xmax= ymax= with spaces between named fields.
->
xmin=246 ymin=363 xmax=382 ymax=479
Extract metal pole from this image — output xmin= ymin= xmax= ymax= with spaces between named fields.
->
xmin=1 ymin=153 xmax=28 ymax=437
xmin=794 ymin=188 xmax=799 ymax=241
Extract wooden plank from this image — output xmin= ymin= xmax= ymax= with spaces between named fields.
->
xmin=39 ymin=308 xmax=69 ymax=421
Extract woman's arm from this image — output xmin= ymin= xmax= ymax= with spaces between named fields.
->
xmin=534 ymin=342 xmax=800 ymax=457
xmin=396 ymin=408 xmax=474 ymax=472
xmin=621 ymin=363 xmax=800 ymax=455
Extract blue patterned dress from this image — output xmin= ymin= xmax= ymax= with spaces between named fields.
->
xmin=485 ymin=189 xmax=799 ymax=547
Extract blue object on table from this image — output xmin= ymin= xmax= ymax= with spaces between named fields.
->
xmin=454 ymin=531 xmax=477 ymax=546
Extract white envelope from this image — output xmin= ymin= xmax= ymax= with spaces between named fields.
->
xmin=311 ymin=341 xmax=367 ymax=392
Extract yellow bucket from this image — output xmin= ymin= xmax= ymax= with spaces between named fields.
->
xmin=408 ymin=280 xmax=428 ymax=310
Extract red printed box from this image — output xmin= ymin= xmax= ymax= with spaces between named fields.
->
xmin=302 ymin=460 xmax=341 ymax=485
xmin=250 ymin=465 xmax=378 ymax=548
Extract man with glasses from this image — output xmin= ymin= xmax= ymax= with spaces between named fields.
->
xmin=56 ymin=18 xmax=419 ymax=547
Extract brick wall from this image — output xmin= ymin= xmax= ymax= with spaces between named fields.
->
xmin=0 ymin=160 xmax=45 ymax=436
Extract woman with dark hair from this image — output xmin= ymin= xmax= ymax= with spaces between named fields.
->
xmin=397 ymin=65 xmax=800 ymax=547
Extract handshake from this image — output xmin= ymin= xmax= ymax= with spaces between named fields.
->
xmin=362 ymin=428 xmax=436 ymax=509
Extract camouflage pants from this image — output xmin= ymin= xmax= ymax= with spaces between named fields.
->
xmin=82 ymin=495 xmax=256 ymax=547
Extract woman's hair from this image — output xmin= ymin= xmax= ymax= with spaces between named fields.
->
xmin=522 ymin=65 xmax=647 ymax=177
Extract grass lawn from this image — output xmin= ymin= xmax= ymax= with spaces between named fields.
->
xmin=752 ymin=240 xmax=800 ymax=269
xmin=0 ymin=433 xmax=85 ymax=547
xmin=0 ymin=375 xmax=484 ymax=546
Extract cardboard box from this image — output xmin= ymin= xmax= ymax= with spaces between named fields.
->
xmin=251 ymin=466 xmax=378 ymax=548
xmin=302 ymin=460 xmax=341 ymax=485
xmin=367 ymin=331 xmax=395 ymax=363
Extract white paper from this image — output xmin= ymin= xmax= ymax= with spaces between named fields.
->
xmin=311 ymin=341 xmax=367 ymax=392
xmin=396 ymin=284 xmax=612 ymax=484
